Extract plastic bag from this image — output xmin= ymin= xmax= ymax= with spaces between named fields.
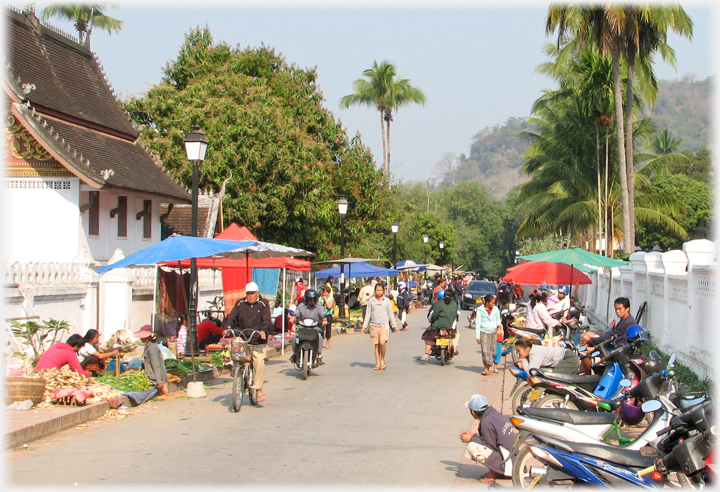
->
xmin=158 ymin=343 xmax=176 ymax=360
xmin=7 ymin=399 xmax=34 ymax=411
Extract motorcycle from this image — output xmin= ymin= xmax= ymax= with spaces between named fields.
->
xmin=429 ymin=327 xmax=456 ymax=366
xmin=293 ymin=317 xmax=322 ymax=380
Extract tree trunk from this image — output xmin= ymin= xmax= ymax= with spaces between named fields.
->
xmin=379 ymin=110 xmax=387 ymax=175
xmin=596 ymin=121 xmax=602 ymax=255
xmin=611 ymin=46 xmax=632 ymax=253
xmin=604 ymin=125 xmax=610 ymax=257
xmin=386 ymin=115 xmax=392 ymax=187
xmin=625 ymin=51 xmax=637 ymax=251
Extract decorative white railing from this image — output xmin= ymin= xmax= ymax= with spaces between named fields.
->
xmin=4 ymin=261 xmax=85 ymax=285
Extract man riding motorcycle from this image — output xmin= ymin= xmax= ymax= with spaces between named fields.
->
xmin=289 ymin=289 xmax=327 ymax=365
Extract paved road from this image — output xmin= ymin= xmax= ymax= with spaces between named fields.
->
xmin=6 ymin=307 xmax=498 ymax=486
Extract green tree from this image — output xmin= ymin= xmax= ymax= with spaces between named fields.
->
xmin=652 ymin=128 xmax=682 ymax=155
xmin=124 ymin=28 xmax=390 ymax=259
xmin=40 ymin=3 xmax=123 ymax=46
xmin=340 ymin=60 xmax=426 ymax=181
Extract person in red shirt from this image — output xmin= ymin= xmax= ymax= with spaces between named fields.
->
xmin=196 ymin=318 xmax=224 ymax=349
xmin=34 ymin=334 xmax=91 ymax=376
xmin=294 ymin=277 xmax=308 ymax=305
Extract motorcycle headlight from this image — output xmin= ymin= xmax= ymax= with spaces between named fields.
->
xmin=464 ymin=294 xmax=472 ymax=298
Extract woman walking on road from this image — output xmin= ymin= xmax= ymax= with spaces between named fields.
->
xmin=361 ymin=282 xmax=398 ymax=370
xmin=475 ymin=295 xmax=502 ymax=376
xmin=320 ymin=286 xmax=336 ymax=349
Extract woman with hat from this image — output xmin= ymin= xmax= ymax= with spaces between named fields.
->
xmin=133 ymin=326 xmax=169 ymax=397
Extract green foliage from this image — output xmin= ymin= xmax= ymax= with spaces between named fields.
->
xmin=40 ymin=3 xmax=123 ymax=45
xmin=674 ymin=148 xmax=713 ymax=183
xmin=96 ymin=370 xmax=152 ymax=393
xmin=124 ymin=28 xmax=391 ymax=260
xmin=636 ymin=170 xmax=713 ymax=251
xmin=10 ymin=318 xmax=71 ymax=366
xmin=516 ymin=234 xmax=566 ymax=256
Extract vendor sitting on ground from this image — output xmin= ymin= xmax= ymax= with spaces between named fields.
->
xmin=34 ymin=334 xmax=91 ymax=377
xmin=78 ymin=329 xmax=123 ymax=376
xmin=459 ymin=394 xmax=517 ymax=484
xmin=196 ymin=317 xmax=224 ymax=349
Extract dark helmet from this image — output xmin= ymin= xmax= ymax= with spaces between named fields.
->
xmin=619 ymin=400 xmax=644 ymax=426
xmin=568 ymin=306 xmax=580 ymax=320
xmin=304 ymin=289 xmax=318 ymax=304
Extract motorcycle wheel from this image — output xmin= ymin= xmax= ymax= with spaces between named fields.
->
xmin=231 ymin=363 xmax=245 ymax=413
xmin=301 ymin=350 xmax=310 ymax=380
xmin=513 ymin=446 xmax=549 ymax=488
xmin=440 ymin=347 xmax=447 ymax=366
xmin=535 ymin=393 xmax=579 ymax=410
xmin=509 ymin=382 xmax=535 ymax=413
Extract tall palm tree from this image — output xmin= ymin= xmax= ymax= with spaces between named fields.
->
xmin=40 ymin=3 xmax=123 ymax=47
xmin=340 ymin=61 xmax=425 ymax=181
xmin=622 ymin=5 xmax=693 ymax=246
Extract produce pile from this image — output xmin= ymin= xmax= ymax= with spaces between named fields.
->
xmin=39 ymin=367 xmax=123 ymax=404
xmin=95 ymin=370 xmax=152 ymax=393
xmin=164 ymin=358 xmax=213 ymax=377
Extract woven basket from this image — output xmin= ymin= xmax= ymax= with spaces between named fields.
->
xmin=5 ymin=376 xmax=46 ymax=405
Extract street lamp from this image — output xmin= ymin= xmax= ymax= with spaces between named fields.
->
xmin=422 ymin=233 xmax=429 ymax=282
xmin=183 ymin=126 xmax=208 ymax=379
xmin=391 ymin=221 xmax=399 ymax=267
xmin=338 ymin=196 xmax=348 ymax=318
xmin=439 ymin=240 xmax=445 ymax=268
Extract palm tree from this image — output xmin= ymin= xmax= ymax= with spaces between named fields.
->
xmin=652 ymin=129 xmax=683 ymax=155
xmin=340 ymin=61 xmax=425 ymax=181
xmin=40 ymin=3 xmax=123 ymax=47
xmin=622 ymin=5 xmax=693 ymax=246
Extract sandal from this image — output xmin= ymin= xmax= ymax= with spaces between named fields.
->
xmin=479 ymin=476 xmax=496 ymax=484
xmin=380 ymin=365 xmax=386 ymax=370
xmin=373 ymin=366 xmax=381 ymax=370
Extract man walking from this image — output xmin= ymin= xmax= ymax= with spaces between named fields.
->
xmin=222 ymin=282 xmax=272 ymax=403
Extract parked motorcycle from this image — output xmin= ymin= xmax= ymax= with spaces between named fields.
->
xmin=293 ymin=317 xmax=322 ymax=380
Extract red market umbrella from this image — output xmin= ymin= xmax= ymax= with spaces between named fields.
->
xmin=502 ymin=261 xmax=592 ymax=286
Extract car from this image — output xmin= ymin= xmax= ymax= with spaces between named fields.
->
xmin=462 ymin=280 xmax=497 ymax=310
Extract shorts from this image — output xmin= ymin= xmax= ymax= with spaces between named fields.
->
xmin=369 ymin=325 xmax=388 ymax=344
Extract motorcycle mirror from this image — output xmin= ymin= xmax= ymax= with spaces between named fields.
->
xmin=641 ymin=400 xmax=662 ymax=413
xmin=579 ymin=345 xmax=587 ymax=352
xmin=591 ymin=351 xmax=600 ymax=358
xmin=668 ymin=353 xmax=676 ymax=366
xmin=619 ymin=379 xmax=632 ymax=388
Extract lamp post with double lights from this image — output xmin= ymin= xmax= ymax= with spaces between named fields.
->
xmin=338 ymin=196 xmax=348 ymax=318
xmin=183 ymin=126 xmax=208 ymax=378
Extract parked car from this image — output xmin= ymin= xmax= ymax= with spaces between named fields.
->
xmin=462 ymin=281 xmax=497 ymax=310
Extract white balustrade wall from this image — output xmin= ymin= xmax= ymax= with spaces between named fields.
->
xmin=4 ymin=260 xmax=224 ymax=344
xmin=576 ymin=239 xmax=717 ymax=381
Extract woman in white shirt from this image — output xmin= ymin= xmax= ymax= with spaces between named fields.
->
xmin=525 ymin=292 xmax=560 ymax=338
xmin=78 ymin=329 xmax=121 ymax=376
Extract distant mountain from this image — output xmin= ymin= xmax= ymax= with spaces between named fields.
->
xmin=451 ymin=117 xmax=534 ymax=198
xmin=642 ymin=75 xmax=713 ymax=152
xmin=443 ymin=76 xmax=712 ymax=198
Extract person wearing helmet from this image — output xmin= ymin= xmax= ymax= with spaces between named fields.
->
xmin=222 ymin=282 xmax=272 ymax=402
xmin=290 ymin=289 xmax=327 ymax=365
xmin=294 ymin=277 xmax=308 ymax=305
xmin=361 ymin=282 xmax=398 ymax=370
xmin=550 ymin=285 xmax=571 ymax=319
xmin=419 ymin=289 xmax=460 ymax=361
xmin=459 ymin=394 xmax=516 ymax=483
xmin=396 ymin=282 xmax=411 ymax=331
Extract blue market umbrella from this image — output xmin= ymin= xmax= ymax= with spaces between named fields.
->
xmin=314 ymin=261 xmax=398 ymax=279
xmin=394 ymin=260 xmax=428 ymax=272
xmin=96 ymin=236 xmax=258 ymax=273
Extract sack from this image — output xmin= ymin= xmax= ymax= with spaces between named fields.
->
xmin=497 ymin=329 xmax=504 ymax=343
xmin=391 ymin=299 xmax=398 ymax=314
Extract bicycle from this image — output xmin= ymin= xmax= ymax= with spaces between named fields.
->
xmin=228 ymin=329 xmax=260 ymax=412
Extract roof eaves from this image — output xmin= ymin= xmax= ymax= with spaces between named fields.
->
xmin=11 ymin=101 xmax=105 ymax=187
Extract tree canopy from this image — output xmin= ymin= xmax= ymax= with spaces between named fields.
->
xmin=124 ymin=28 xmax=392 ymax=259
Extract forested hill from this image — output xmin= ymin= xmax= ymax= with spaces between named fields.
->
xmin=443 ymin=75 xmax=713 ymax=198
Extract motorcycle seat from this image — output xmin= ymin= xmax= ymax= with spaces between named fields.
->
xmin=532 ymin=369 xmax=602 ymax=387
xmin=514 ymin=326 xmax=546 ymax=336
xmin=533 ymin=434 xmax=656 ymax=468
xmin=521 ymin=406 xmax=617 ymax=426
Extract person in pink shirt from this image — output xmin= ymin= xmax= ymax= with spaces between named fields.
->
xmin=34 ymin=334 xmax=91 ymax=376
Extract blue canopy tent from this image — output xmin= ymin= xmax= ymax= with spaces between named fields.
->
xmin=394 ymin=260 xmax=428 ymax=272
xmin=314 ymin=261 xmax=398 ymax=279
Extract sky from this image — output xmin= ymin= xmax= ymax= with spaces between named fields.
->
xmin=29 ymin=0 xmax=718 ymax=184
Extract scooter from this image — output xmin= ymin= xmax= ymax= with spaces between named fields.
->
xmin=293 ymin=317 xmax=322 ymax=380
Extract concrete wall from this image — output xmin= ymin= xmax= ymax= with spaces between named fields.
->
xmin=577 ymin=239 xmax=717 ymax=381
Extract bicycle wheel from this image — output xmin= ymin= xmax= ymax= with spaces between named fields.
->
xmin=231 ymin=363 xmax=245 ymax=412
xmin=246 ymin=362 xmax=258 ymax=405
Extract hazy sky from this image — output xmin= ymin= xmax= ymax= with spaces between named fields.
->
xmin=31 ymin=1 xmax=717 ymax=183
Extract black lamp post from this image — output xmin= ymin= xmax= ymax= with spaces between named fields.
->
xmin=391 ymin=221 xmax=399 ymax=287
xmin=183 ymin=126 xmax=208 ymax=379
xmin=338 ymin=196 xmax=348 ymax=318
xmin=439 ymin=240 xmax=445 ymax=268
xmin=423 ymin=234 xmax=429 ymax=282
